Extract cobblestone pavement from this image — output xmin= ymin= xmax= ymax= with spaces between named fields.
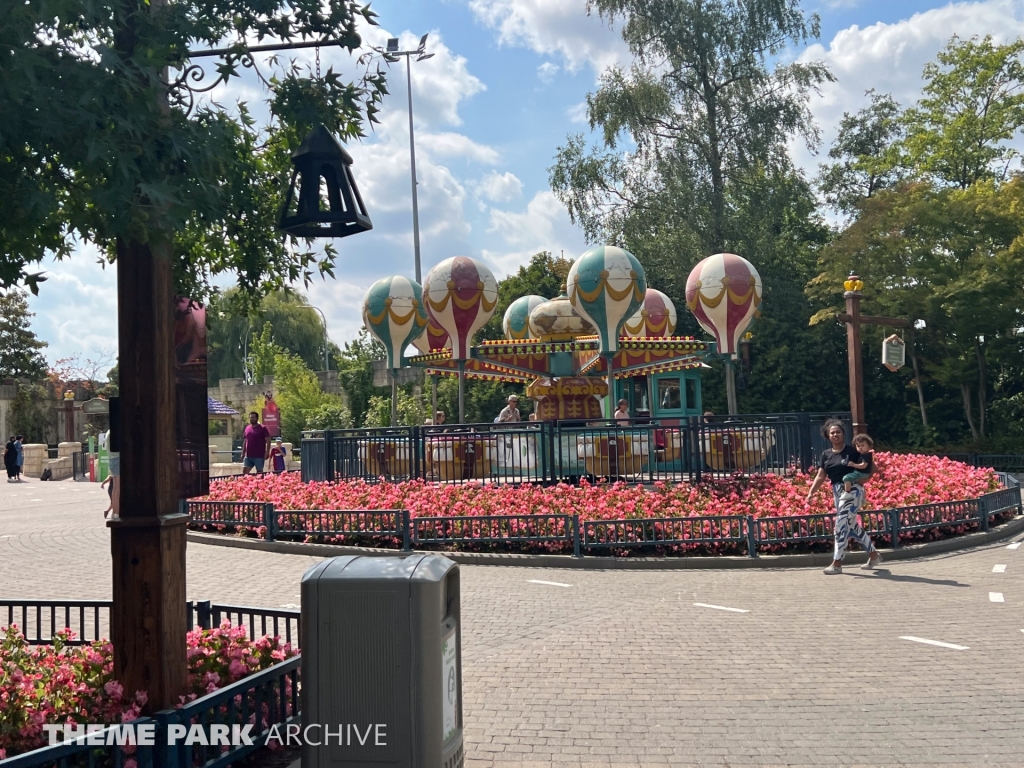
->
xmin=2 ymin=478 xmax=1024 ymax=767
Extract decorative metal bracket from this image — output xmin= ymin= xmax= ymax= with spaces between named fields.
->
xmin=165 ymin=38 xmax=347 ymax=117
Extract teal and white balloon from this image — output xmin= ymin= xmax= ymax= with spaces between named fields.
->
xmin=567 ymin=246 xmax=647 ymax=353
xmin=502 ymin=295 xmax=546 ymax=340
xmin=362 ymin=276 xmax=428 ymax=369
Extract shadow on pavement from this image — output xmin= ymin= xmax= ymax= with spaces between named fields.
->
xmin=849 ymin=568 xmax=969 ymax=587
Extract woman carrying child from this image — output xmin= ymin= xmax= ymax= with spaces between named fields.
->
xmin=805 ymin=420 xmax=882 ymax=575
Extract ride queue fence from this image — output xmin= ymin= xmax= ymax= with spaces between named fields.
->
xmin=301 ymin=412 xmax=853 ymax=486
xmin=0 ymin=601 xmax=301 ymax=768
xmin=188 ymin=473 xmax=1021 ymax=558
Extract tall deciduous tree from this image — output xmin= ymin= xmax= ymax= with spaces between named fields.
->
xmin=0 ymin=290 xmax=48 ymax=380
xmin=901 ymin=35 xmax=1024 ymax=189
xmin=817 ymin=90 xmax=905 ymax=214
xmin=552 ymin=0 xmax=830 ymax=254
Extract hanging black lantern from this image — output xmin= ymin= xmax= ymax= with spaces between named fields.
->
xmin=278 ymin=125 xmax=373 ymax=238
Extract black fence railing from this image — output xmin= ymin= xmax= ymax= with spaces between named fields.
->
xmin=300 ymin=412 xmax=853 ymax=487
xmin=0 ymin=599 xmax=301 ymax=648
xmin=0 ymin=655 xmax=300 ymax=768
xmin=925 ymin=453 xmax=1024 ymax=474
xmin=186 ymin=475 xmax=1022 ymax=558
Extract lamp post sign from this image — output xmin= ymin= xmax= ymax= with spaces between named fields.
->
xmin=882 ymin=335 xmax=906 ymax=372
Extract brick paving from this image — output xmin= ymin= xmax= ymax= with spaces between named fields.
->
xmin=2 ymin=478 xmax=1024 ymax=766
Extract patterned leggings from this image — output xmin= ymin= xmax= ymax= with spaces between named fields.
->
xmin=832 ymin=483 xmax=876 ymax=562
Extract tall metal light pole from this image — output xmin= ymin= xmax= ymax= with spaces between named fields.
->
xmin=309 ymin=305 xmax=330 ymax=371
xmin=384 ymin=35 xmax=434 ymax=284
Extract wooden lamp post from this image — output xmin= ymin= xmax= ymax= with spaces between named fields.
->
xmin=838 ymin=274 xmax=909 ymax=436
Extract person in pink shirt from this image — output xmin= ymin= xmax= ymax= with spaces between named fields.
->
xmin=241 ymin=412 xmax=272 ymax=474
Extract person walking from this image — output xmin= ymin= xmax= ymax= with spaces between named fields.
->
xmin=806 ymin=419 xmax=882 ymax=574
xmin=270 ymin=437 xmax=287 ymax=474
xmin=4 ymin=437 xmax=18 ymax=482
xmin=241 ymin=412 xmax=272 ymax=474
xmin=14 ymin=435 xmax=24 ymax=481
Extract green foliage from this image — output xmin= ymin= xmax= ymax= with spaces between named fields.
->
xmin=207 ymin=289 xmax=340 ymax=383
xmin=10 ymin=384 xmax=52 ymax=443
xmin=272 ymin=351 xmax=348 ymax=445
xmin=900 ymin=35 xmax=1024 ymax=189
xmin=363 ymin=389 xmax=426 ymax=428
xmin=0 ymin=290 xmax=48 ymax=380
xmin=335 ymin=329 xmax=386 ymax=427
xmin=553 ymin=0 xmax=831 ymax=252
xmin=302 ymin=401 xmax=352 ymax=431
xmin=477 ymin=251 xmax=573 ymax=341
xmin=817 ymin=91 xmax=905 ymax=214
xmin=1 ymin=0 xmax=387 ymax=299
xmin=243 ymin=323 xmax=279 ymax=385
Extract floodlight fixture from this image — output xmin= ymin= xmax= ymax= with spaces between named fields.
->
xmin=417 ymin=52 xmax=435 ymax=61
xmin=418 ymin=34 xmax=429 ymax=51
xmin=386 ymin=38 xmax=399 ymax=52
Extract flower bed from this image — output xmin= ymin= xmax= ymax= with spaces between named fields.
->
xmin=192 ymin=453 xmax=1008 ymax=556
xmin=0 ymin=622 xmax=295 ymax=760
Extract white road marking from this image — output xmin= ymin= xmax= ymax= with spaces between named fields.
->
xmin=528 ymin=579 xmax=573 ymax=588
xmin=693 ymin=602 xmax=749 ymax=613
xmin=900 ymin=636 xmax=969 ymax=651
xmin=1007 ymin=542 xmax=1022 ymax=550
xmin=993 ymin=564 xmax=1007 ymax=573
xmin=990 ymin=592 xmax=1005 ymax=603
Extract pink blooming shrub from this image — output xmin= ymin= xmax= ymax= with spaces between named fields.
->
xmin=195 ymin=453 xmax=1003 ymax=554
xmin=0 ymin=622 xmax=295 ymax=759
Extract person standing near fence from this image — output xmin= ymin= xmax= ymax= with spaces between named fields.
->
xmin=4 ymin=437 xmax=18 ymax=482
xmin=805 ymin=419 xmax=882 ymax=574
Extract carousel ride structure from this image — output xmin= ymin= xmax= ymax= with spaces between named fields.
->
xmin=391 ymin=248 xmax=773 ymax=481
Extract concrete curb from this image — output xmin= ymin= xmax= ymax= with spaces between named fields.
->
xmin=186 ymin=513 xmax=1024 ymax=570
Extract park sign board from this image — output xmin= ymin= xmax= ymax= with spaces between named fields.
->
xmin=882 ymin=334 xmax=906 ymax=372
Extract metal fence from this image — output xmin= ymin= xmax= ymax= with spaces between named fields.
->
xmin=0 ymin=599 xmax=301 ymax=648
xmin=927 ymin=453 xmax=1024 ymax=474
xmin=72 ymin=451 xmax=87 ymax=481
xmin=185 ymin=478 xmax=1022 ymax=558
xmin=301 ymin=412 xmax=853 ymax=487
xmin=0 ymin=655 xmax=300 ymax=768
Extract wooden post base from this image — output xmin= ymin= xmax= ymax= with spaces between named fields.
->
xmin=108 ymin=514 xmax=189 ymax=711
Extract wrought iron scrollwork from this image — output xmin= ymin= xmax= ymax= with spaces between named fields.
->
xmin=164 ymin=51 xmax=258 ymax=117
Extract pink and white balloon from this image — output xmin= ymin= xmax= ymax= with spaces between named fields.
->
xmin=411 ymin=318 xmax=450 ymax=355
xmin=423 ymin=256 xmax=499 ymax=359
xmin=685 ymin=253 xmax=762 ymax=355
xmin=623 ymin=289 xmax=678 ymax=338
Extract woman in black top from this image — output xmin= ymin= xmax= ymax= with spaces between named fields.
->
xmin=4 ymin=437 xmax=18 ymax=482
xmin=805 ymin=419 xmax=881 ymax=574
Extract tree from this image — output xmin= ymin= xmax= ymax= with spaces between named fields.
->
xmin=552 ymin=0 xmax=830 ymax=254
xmin=243 ymin=322 xmax=279 ymax=385
xmin=1 ymin=0 xmax=387 ymax=298
xmin=335 ymin=328 xmax=386 ymax=427
xmin=0 ymin=290 xmax=48 ymax=380
xmin=207 ymin=289 xmax=341 ymax=383
xmin=810 ymin=178 xmax=1024 ymax=443
xmin=273 ymin=351 xmax=350 ymax=444
xmin=901 ymin=35 xmax=1024 ymax=189
xmin=477 ymin=251 xmax=573 ymax=341
xmin=817 ymin=91 xmax=905 ymax=214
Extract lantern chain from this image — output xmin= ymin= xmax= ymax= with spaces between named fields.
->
xmin=316 ymin=46 xmax=321 ymax=80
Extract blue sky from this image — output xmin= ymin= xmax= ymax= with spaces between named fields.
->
xmin=25 ymin=0 xmax=1024 ymax=369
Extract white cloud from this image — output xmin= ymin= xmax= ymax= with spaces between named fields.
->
xmin=26 ymin=243 xmax=118 ymax=364
xmin=537 ymin=61 xmax=559 ymax=83
xmin=475 ymin=171 xmax=524 ymax=202
xmin=481 ymin=191 xmax=588 ymax=277
xmin=566 ymin=101 xmax=588 ymax=124
xmin=469 ymin=0 xmax=630 ymax=75
xmin=795 ymin=0 xmax=1024 ymax=177
xmin=417 ymin=132 xmax=501 ymax=164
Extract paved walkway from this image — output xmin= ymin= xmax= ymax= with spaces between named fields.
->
xmin=2 ymin=478 xmax=1024 ymax=766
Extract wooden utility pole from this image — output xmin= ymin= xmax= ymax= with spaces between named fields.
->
xmin=837 ymin=275 xmax=909 ymax=436
xmin=106 ymin=0 xmax=187 ymax=712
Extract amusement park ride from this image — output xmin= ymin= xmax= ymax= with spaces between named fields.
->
xmin=361 ymin=246 xmax=771 ymax=478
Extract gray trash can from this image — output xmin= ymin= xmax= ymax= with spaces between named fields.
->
xmin=301 ymin=554 xmax=464 ymax=768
